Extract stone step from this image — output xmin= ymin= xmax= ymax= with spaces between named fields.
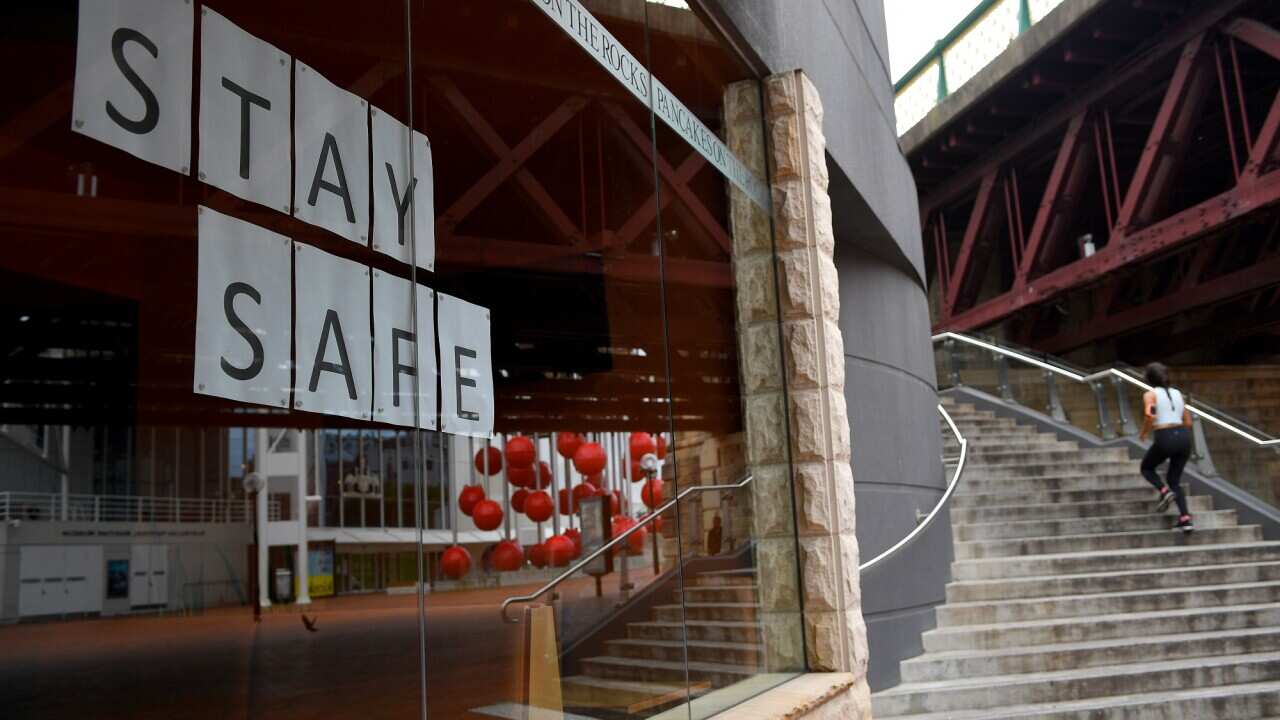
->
xmin=952 ymin=491 xmax=1208 ymax=520
xmin=604 ymin=638 xmax=762 ymax=666
xmin=947 ymin=437 xmax=1074 ymax=450
xmin=871 ymin=650 xmax=1280 ymax=716
xmin=872 ymin=679 xmax=1280 ymax=719
xmin=951 ymin=541 xmax=1280 ymax=582
xmin=956 ymin=476 xmax=1203 ymax=501
xmin=953 ymin=525 xmax=1261 ymax=560
xmin=900 ymin=625 xmax=1280 ymax=683
xmin=692 ymin=569 xmax=756 ymax=587
xmin=965 ymin=448 xmax=1130 ymax=465
xmin=965 ymin=462 xmax=1137 ymax=481
xmin=964 ymin=441 xmax=1081 ymax=456
xmin=950 ymin=486 xmax=1169 ymax=509
xmin=653 ymin=602 xmax=757 ymax=623
xmin=947 ymin=560 xmax=1280 ymax=603
xmin=953 ymin=509 xmax=1236 ymax=542
xmin=937 ymin=579 xmax=1280 ymax=626
xmin=628 ymin=620 xmax=761 ymax=644
xmin=678 ymin=585 xmax=759 ymax=603
xmin=579 ymin=655 xmax=755 ymax=687
xmin=922 ymin=601 xmax=1280 ymax=653
xmin=560 ymin=675 xmax=700 ymax=714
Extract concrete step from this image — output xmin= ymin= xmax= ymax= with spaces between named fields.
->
xmin=901 ymin=625 xmax=1280 ymax=683
xmin=922 ymin=601 xmax=1280 ymax=653
xmin=579 ymin=655 xmax=755 ymax=687
xmin=965 ymin=448 xmax=1130 ymax=465
xmin=951 ymin=496 xmax=1213 ymax=523
xmin=692 ymin=569 xmax=756 ymax=587
xmin=937 ymin=579 xmax=1280 ymax=626
xmin=561 ymin=675 xmax=702 ymax=714
xmin=947 ymin=437 xmax=1074 ymax=451
xmin=628 ymin=620 xmax=761 ymax=644
xmin=604 ymin=638 xmax=762 ymax=666
xmin=946 ymin=560 xmax=1280 ymax=603
xmin=964 ymin=442 xmax=1081 ymax=457
xmin=951 ymin=541 xmax=1280 ymax=582
xmin=953 ymin=525 xmax=1261 ymax=560
xmin=872 ymin=650 xmax=1280 ymax=716
xmin=679 ymin=585 xmax=759 ymax=603
xmin=953 ymin=510 xmax=1236 ymax=542
xmin=965 ymin=462 xmax=1138 ymax=481
xmin=872 ymin=679 xmax=1280 ymax=719
xmin=950 ymin=486 xmax=1170 ymax=509
xmin=653 ymin=602 xmax=757 ymax=623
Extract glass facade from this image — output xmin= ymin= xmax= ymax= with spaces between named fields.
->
xmin=0 ymin=1 xmax=803 ymax=718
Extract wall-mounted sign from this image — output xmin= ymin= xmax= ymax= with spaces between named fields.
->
xmin=294 ymin=61 xmax=370 ymax=246
xmin=372 ymin=109 xmax=436 ymax=271
xmin=294 ymin=243 xmax=373 ymax=420
xmin=372 ymin=271 xmax=438 ymax=429
xmin=438 ymin=293 xmax=494 ymax=438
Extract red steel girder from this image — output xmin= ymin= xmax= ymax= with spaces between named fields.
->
xmin=1244 ymin=92 xmax=1280 ymax=181
xmin=1224 ymin=17 xmax=1280 ymax=61
xmin=1018 ymin=113 xmax=1092 ymax=285
xmin=937 ymin=166 xmax=1280 ymax=333
xmin=944 ymin=171 xmax=1000 ymax=318
xmin=1112 ymin=34 xmax=1214 ymax=238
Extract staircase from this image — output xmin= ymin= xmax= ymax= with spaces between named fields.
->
xmin=560 ymin=568 xmax=763 ymax=716
xmin=873 ymin=398 xmax=1280 ymax=718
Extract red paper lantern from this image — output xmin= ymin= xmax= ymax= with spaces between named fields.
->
xmin=473 ymin=446 xmax=503 ymax=475
xmin=545 ymin=534 xmax=576 ymax=567
xmin=641 ymin=478 xmax=664 ymax=509
xmin=572 ymin=482 xmax=598 ymax=510
xmin=585 ymin=472 xmax=604 ymax=489
xmin=505 ymin=435 xmax=536 ymax=469
xmin=492 ymin=540 xmax=525 ymax=572
xmin=573 ymin=442 xmax=607 ymax=476
xmin=611 ymin=516 xmax=647 ymax=555
xmin=558 ymin=487 xmax=574 ymax=516
xmin=629 ymin=432 xmax=656 ymax=460
xmin=507 ymin=465 xmax=535 ymax=488
xmin=563 ymin=527 xmax=583 ymax=557
xmin=441 ymin=545 xmax=471 ymax=579
xmin=609 ymin=490 xmax=621 ymax=516
xmin=524 ymin=491 xmax=553 ymax=523
xmin=656 ymin=434 xmax=668 ymax=459
xmin=630 ymin=461 xmax=644 ymax=483
xmin=511 ymin=489 xmax=530 ymax=513
xmin=472 ymin=499 xmax=503 ymax=531
xmin=528 ymin=543 xmax=548 ymax=568
xmin=537 ymin=461 xmax=553 ymax=489
xmin=556 ymin=432 xmax=584 ymax=460
xmin=458 ymin=485 xmax=486 ymax=516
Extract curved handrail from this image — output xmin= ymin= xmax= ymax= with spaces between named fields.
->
xmin=859 ymin=403 xmax=969 ymax=572
xmin=499 ymin=473 xmax=754 ymax=623
xmin=934 ymin=331 xmax=1280 ymax=447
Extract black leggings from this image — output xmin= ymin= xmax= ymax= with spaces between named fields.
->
xmin=1141 ymin=426 xmax=1192 ymax=517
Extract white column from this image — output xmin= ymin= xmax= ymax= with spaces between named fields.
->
xmin=296 ymin=429 xmax=312 ymax=605
xmin=256 ymin=428 xmax=272 ymax=609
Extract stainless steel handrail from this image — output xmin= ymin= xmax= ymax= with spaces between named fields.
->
xmin=859 ymin=403 xmax=969 ymax=572
xmin=934 ymin=331 xmax=1280 ymax=447
xmin=499 ymin=473 xmax=754 ymax=623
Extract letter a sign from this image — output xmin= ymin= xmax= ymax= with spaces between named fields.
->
xmin=72 ymin=0 xmax=193 ymax=175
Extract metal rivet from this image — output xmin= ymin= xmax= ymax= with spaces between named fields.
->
xmin=360 ymin=235 xmax=367 ymax=242
xmin=279 ymin=58 xmax=286 ymax=66
xmin=198 ymin=384 xmax=205 ymax=391
xmin=74 ymin=119 xmax=84 ymax=128
xmin=198 ymin=172 xmax=206 ymax=180
xmin=181 ymin=166 xmax=189 ymax=174
xmin=282 ymin=205 xmax=290 ymax=214
xmin=295 ymin=401 xmax=303 ymax=408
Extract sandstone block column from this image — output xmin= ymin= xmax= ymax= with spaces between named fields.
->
xmin=725 ymin=70 xmax=871 ymax=715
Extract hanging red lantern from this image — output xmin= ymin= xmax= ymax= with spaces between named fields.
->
xmin=556 ymin=432 xmax=584 ymax=460
xmin=649 ymin=514 xmax=665 ymax=533
xmin=545 ymin=534 xmax=576 ymax=567
xmin=492 ymin=540 xmax=525 ymax=572
xmin=536 ymin=461 xmax=553 ymax=489
xmin=458 ymin=485 xmax=486 ymax=516
xmin=472 ymin=499 xmax=503 ymax=531
xmin=511 ymin=488 xmax=530 ymax=513
xmin=630 ymin=460 xmax=645 ymax=483
xmin=611 ymin=516 xmax=648 ymax=555
xmin=507 ymin=465 xmax=535 ymax=488
xmin=585 ymin=472 xmax=604 ymax=489
xmin=558 ymin=487 xmax=574 ymax=516
xmin=505 ymin=435 xmax=536 ymax=469
xmin=573 ymin=442 xmax=607 ymax=476
xmin=629 ymin=432 xmax=656 ymax=460
xmin=563 ymin=527 xmax=583 ymax=558
xmin=441 ymin=545 xmax=472 ymax=579
xmin=641 ymin=478 xmax=664 ymax=509
xmin=656 ymin=434 xmax=668 ymax=459
xmin=609 ymin=490 xmax=621 ymax=516
xmin=572 ymin=482 xmax=598 ymax=510
xmin=528 ymin=542 xmax=548 ymax=568
xmin=473 ymin=446 xmax=503 ymax=475
xmin=524 ymin=490 xmax=553 ymax=523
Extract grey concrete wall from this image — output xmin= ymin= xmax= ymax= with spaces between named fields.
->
xmin=705 ymin=0 xmax=946 ymax=691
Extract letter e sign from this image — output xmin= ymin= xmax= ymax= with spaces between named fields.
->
xmin=437 ymin=293 xmax=494 ymax=438
xmin=72 ymin=0 xmax=193 ymax=175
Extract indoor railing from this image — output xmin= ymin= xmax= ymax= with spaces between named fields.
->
xmin=0 ymin=491 xmax=281 ymax=524
xmin=934 ymin=331 xmax=1280 ymax=507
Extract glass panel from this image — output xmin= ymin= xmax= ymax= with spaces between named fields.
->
xmin=0 ymin=2 xmax=421 ymax=717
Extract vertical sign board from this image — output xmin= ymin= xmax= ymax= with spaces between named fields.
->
xmin=438 ymin=293 xmax=494 ymax=438
xmin=294 ymin=61 xmax=370 ymax=246
xmin=198 ymin=7 xmax=292 ymax=214
xmin=372 ymin=271 xmax=438 ymax=429
xmin=194 ymin=206 xmax=293 ymax=409
xmin=294 ymin=244 xmax=373 ymax=420
xmin=579 ymin=495 xmax=612 ymax=576
xmin=72 ymin=0 xmax=193 ymax=175
xmin=371 ymin=108 xmax=436 ymax=271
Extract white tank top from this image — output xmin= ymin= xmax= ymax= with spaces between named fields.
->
xmin=1152 ymin=387 xmax=1185 ymax=426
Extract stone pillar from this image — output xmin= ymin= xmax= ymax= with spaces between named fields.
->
xmin=725 ymin=70 xmax=871 ymax=715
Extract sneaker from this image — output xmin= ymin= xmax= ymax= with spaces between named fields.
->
xmin=1176 ymin=515 xmax=1194 ymax=534
xmin=1156 ymin=487 xmax=1174 ymax=513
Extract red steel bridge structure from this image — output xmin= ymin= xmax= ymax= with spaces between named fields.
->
xmin=908 ymin=0 xmax=1280 ymax=364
